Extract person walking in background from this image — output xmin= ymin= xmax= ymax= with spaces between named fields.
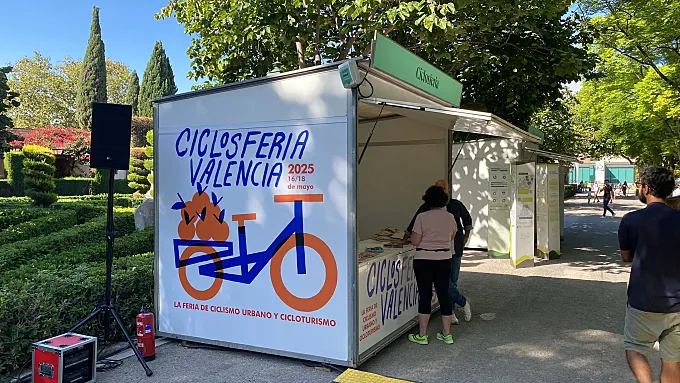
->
xmin=593 ymin=182 xmax=600 ymax=203
xmin=618 ymin=166 xmax=680 ymax=383
xmin=407 ymin=185 xmax=457 ymax=345
xmin=405 ymin=179 xmax=473 ymax=324
xmin=622 ymin=181 xmax=628 ymax=197
xmin=602 ymin=179 xmax=616 ymax=217
xmin=672 ymin=178 xmax=680 ymax=197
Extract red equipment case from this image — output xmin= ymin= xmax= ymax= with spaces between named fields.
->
xmin=32 ymin=333 xmax=97 ymax=383
xmin=136 ymin=309 xmax=156 ymax=361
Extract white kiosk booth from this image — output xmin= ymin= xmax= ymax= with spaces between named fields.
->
xmin=153 ymin=33 xmax=561 ymax=367
xmin=449 ymin=140 xmax=575 ymax=266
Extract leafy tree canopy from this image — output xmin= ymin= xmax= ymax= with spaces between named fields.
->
xmin=0 ymin=67 xmax=21 ymax=153
xmin=76 ymin=5 xmax=107 ymax=129
xmin=574 ymin=0 xmax=680 ymax=169
xmin=157 ymin=0 xmax=597 ymax=126
xmin=138 ymin=41 xmax=177 ymax=117
xmin=8 ymin=52 xmax=131 ymax=128
xmin=125 ymin=70 xmax=140 ymax=115
xmin=576 ymin=49 xmax=680 ymax=168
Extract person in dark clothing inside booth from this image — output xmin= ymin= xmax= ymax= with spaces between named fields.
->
xmin=405 ymin=179 xmax=473 ymax=325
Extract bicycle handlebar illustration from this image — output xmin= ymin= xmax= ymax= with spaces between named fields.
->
xmin=173 ymin=191 xmax=338 ymax=313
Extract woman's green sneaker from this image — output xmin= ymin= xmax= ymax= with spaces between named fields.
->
xmin=408 ymin=334 xmax=429 ymax=345
xmin=437 ymin=332 xmax=454 ymax=344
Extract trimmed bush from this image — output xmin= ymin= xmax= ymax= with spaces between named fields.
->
xmin=4 ymin=151 xmax=25 ymax=195
xmin=91 ymin=169 xmax=135 ymax=194
xmin=145 ymin=130 xmax=154 ymax=197
xmin=0 ymin=205 xmax=102 ymax=246
xmin=22 ymin=145 xmax=57 ymax=206
xmin=565 ymin=184 xmax=577 ymax=199
xmin=0 ymin=208 xmax=135 ymax=274
xmin=3 ymin=227 xmax=154 ymax=282
xmin=127 ymin=147 xmax=150 ymax=194
xmin=0 ymin=207 xmax=46 ymax=231
xmin=0 ymin=179 xmax=12 ymax=197
xmin=56 ymin=194 xmax=142 ymax=208
xmin=54 ymin=177 xmax=93 ymax=196
xmin=0 ymin=252 xmax=154 ymax=375
xmin=131 ymin=116 xmax=153 ymax=147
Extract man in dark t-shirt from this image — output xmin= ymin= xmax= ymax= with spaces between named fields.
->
xmin=602 ymin=179 xmax=615 ymax=217
xmin=618 ymin=166 xmax=680 ymax=383
xmin=405 ymin=179 xmax=473 ymax=325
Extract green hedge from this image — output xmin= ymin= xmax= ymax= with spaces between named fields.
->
xmin=4 ymin=152 xmax=25 ymax=196
xmin=0 ymin=252 xmax=154 ymax=375
xmin=3 ymin=227 xmax=154 ymax=284
xmin=145 ymin=130 xmax=154 ymax=197
xmin=0 ymin=194 xmax=142 ymax=209
xmin=565 ymin=184 xmax=577 ymax=199
xmin=53 ymin=177 xmax=134 ymax=196
xmin=0 ymin=207 xmax=46 ymax=231
xmin=0 ymin=180 xmax=12 ymax=197
xmin=0 ymin=205 xmax=102 ymax=246
xmin=54 ymin=177 xmax=93 ymax=196
xmin=56 ymin=194 xmax=144 ymax=208
xmin=23 ymin=145 xmax=57 ymax=206
xmin=0 ymin=209 xmax=136 ymax=274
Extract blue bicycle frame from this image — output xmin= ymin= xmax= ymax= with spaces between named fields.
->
xmin=173 ymin=199 xmax=309 ymax=285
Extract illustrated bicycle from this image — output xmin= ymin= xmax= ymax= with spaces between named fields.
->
xmin=173 ymin=193 xmax=338 ymax=313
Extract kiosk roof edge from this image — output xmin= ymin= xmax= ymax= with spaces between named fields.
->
xmin=152 ymin=60 xmax=348 ymax=104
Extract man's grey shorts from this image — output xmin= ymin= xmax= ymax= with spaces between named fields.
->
xmin=624 ymin=305 xmax=680 ymax=361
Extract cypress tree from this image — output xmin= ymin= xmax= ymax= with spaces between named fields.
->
xmin=76 ymin=5 xmax=107 ymax=129
xmin=138 ymin=41 xmax=177 ymax=117
xmin=125 ymin=70 xmax=140 ymax=115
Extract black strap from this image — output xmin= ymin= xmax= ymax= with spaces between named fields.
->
xmin=415 ymin=248 xmax=451 ymax=252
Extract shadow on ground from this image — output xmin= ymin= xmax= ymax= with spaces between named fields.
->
xmin=97 ymin=193 xmax=651 ymax=383
xmin=360 ymin=272 xmax=634 ymax=383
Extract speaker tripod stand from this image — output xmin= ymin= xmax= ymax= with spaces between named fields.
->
xmin=69 ymin=169 xmax=153 ymax=377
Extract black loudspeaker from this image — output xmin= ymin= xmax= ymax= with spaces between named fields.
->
xmin=90 ymin=102 xmax=133 ymax=170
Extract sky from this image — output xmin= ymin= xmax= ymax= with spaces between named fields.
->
xmin=1 ymin=0 xmax=199 ymax=93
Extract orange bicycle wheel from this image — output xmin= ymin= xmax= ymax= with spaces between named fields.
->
xmin=270 ymin=234 xmax=338 ymax=312
xmin=178 ymin=245 xmax=223 ymax=301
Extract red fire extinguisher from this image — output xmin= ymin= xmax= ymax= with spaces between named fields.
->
xmin=136 ymin=306 xmax=156 ymax=361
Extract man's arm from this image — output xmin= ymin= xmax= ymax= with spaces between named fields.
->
xmin=620 ymin=250 xmax=633 ymax=263
xmin=458 ymin=201 xmax=473 ymax=244
xmin=618 ymin=217 xmax=634 ymax=262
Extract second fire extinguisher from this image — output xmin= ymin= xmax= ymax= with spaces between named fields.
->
xmin=136 ymin=306 xmax=156 ymax=361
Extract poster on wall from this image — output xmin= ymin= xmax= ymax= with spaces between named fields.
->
xmin=547 ymin=165 xmax=561 ymax=258
xmin=536 ymin=164 xmax=549 ymax=258
xmin=489 ymin=167 xmax=510 ymax=210
xmin=510 ymin=162 xmax=535 ymax=268
xmin=488 ymin=165 xmax=511 ymax=259
xmin=156 ymin=120 xmax=350 ymax=362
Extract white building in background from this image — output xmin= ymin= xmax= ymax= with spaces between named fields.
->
xmin=569 ymin=155 xmax=636 ymax=186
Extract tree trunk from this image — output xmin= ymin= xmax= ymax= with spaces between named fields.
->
xmin=296 ymin=41 xmax=306 ymax=69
